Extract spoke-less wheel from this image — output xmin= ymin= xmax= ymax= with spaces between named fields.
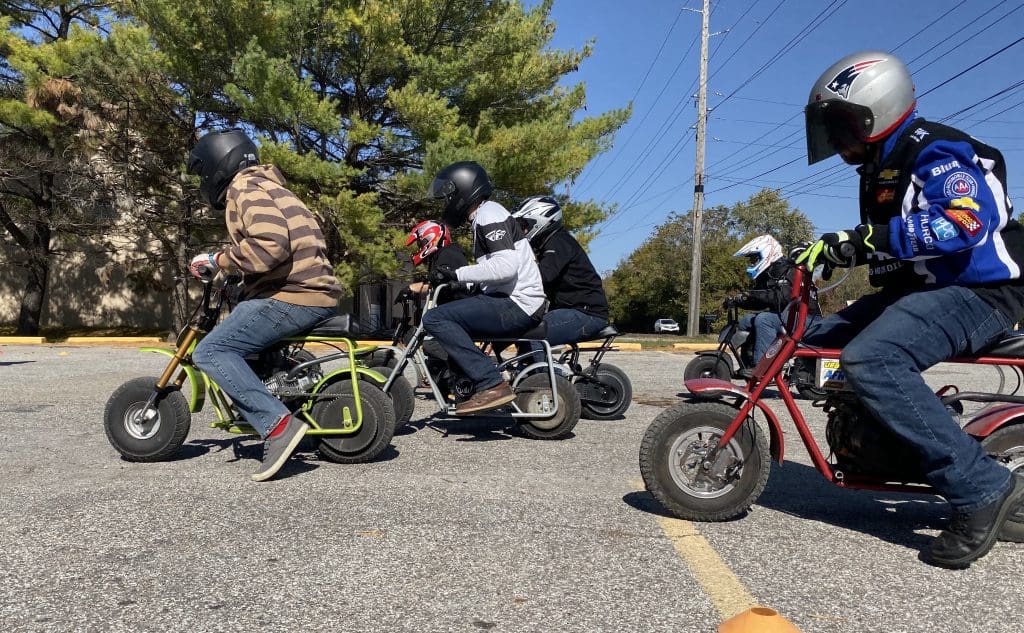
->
xmin=683 ymin=354 xmax=732 ymax=381
xmin=639 ymin=401 xmax=770 ymax=521
xmin=313 ymin=379 xmax=395 ymax=463
xmin=363 ymin=365 xmax=414 ymax=429
xmin=516 ymin=374 xmax=581 ymax=440
xmin=981 ymin=424 xmax=1024 ymax=542
xmin=579 ymin=364 xmax=633 ymax=420
xmin=104 ymin=377 xmax=191 ymax=462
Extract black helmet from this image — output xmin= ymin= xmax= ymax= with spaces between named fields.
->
xmin=427 ymin=161 xmax=494 ymax=228
xmin=187 ymin=129 xmax=260 ymax=210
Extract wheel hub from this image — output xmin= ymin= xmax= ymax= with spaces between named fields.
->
xmin=669 ymin=426 xmax=744 ymax=499
xmin=124 ymin=403 xmax=161 ymax=440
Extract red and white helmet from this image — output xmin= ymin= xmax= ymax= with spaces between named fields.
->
xmin=405 ymin=220 xmax=451 ymax=266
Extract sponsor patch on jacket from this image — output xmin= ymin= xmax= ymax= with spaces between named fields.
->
xmin=876 ymin=188 xmax=895 ymax=203
xmin=878 ymin=168 xmax=899 ymax=180
xmin=942 ymin=171 xmax=978 ymax=198
xmin=484 ymin=229 xmax=507 ymax=241
xmin=930 ymin=217 xmax=958 ymax=241
xmin=945 ymin=208 xmax=982 ymax=237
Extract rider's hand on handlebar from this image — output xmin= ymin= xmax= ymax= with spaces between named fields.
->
xmin=430 ymin=264 xmax=459 ymax=287
xmin=795 ymin=225 xmax=876 ymax=271
xmin=189 ymin=252 xmax=221 ymax=279
xmin=722 ymin=293 xmax=747 ymax=309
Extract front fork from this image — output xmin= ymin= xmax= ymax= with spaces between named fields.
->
xmin=139 ymin=328 xmax=201 ymax=423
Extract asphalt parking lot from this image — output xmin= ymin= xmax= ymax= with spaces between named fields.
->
xmin=1 ymin=344 xmax=1022 ymax=632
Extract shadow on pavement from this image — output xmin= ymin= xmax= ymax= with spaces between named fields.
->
xmin=624 ymin=461 xmax=946 ymax=553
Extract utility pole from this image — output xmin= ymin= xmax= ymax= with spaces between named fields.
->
xmin=686 ymin=0 xmax=710 ymax=337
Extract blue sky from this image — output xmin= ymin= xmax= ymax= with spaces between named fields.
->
xmin=535 ymin=0 xmax=1024 ymax=274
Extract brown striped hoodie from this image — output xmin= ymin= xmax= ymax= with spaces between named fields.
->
xmin=218 ymin=165 xmax=342 ymax=307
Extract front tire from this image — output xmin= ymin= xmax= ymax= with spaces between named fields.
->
xmin=639 ymin=401 xmax=770 ymax=521
xmin=578 ymin=364 xmax=633 ymax=420
xmin=516 ymin=373 xmax=581 ymax=440
xmin=314 ymin=380 xmax=395 ymax=463
xmin=684 ymin=354 xmax=732 ymax=382
xmin=104 ymin=377 xmax=191 ymax=462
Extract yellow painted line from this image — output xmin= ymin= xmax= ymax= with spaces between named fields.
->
xmin=64 ymin=336 xmax=163 ymax=344
xmin=0 ymin=336 xmax=46 ymax=344
xmin=631 ymin=480 xmax=756 ymax=620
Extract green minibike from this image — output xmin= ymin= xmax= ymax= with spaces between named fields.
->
xmin=103 ymin=274 xmax=400 ymax=464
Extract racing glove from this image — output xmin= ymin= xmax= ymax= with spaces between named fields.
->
xmin=795 ymin=225 xmax=877 ymax=270
xmin=189 ymin=252 xmax=221 ymax=279
xmin=430 ymin=264 xmax=459 ymax=286
xmin=722 ymin=293 xmax=748 ymax=309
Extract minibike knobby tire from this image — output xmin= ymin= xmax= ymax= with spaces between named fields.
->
xmin=980 ymin=423 xmax=1024 ymax=542
xmin=314 ymin=379 xmax=395 ymax=464
xmin=516 ymin=373 xmax=582 ymax=440
xmin=639 ymin=400 xmax=770 ymax=521
xmin=683 ymin=354 xmax=732 ymax=382
xmin=104 ymin=377 xmax=191 ymax=462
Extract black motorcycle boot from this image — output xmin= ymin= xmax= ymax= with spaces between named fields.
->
xmin=926 ymin=475 xmax=1024 ymax=568
xmin=997 ymin=474 xmax=1024 ymax=543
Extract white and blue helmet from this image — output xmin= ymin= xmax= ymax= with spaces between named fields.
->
xmin=734 ymin=234 xmax=783 ymax=280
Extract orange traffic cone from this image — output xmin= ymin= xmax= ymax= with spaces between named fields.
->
xmin=718 ymin=607 xmax=801 ymax=632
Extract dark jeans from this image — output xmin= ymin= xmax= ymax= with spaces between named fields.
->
xmin=803 ymin=286 xmax=1013 ymax=511
xmin=740 ymin=311 xmax=821 ymax=363
xmin=421 ymin=294 xmax=536 ymax=390
xmin=519 ymin=308 xmax=608 ymax=363
xmin=193 ymin=298 xmax=335 ymax=437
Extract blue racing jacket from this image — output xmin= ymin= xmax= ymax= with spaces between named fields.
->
xmin=860 ymin=115 xmax=1021 ymax=289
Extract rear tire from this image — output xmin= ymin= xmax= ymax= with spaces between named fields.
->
xmin=579 ymin=364 xmax=633 ymax=420
xmin=364 ymin=366 xmax=414 ymax=429
xmin=314 ymin=380 xmax=395 ymax=463
xmin=639 ymin=401 xmax=770 ymax=521
xmin=104 ymin=377 xmax=191 ymax=462
xmin=516 ymin=373 xmax=581 ymax=440
xmin=981 ymin=424 xmax=1024 ymax=542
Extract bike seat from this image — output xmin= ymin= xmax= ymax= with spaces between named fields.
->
xmin=305 ymin=314 xmax=359 ymax=338
xmin=591 ymin=324 xmax=620 ymax=340
xmin=977 ymin=334 xmax=1024 ymax=358
xmin=519 ymin=321 xmax=548 ymax=340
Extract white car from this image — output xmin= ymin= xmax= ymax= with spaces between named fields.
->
xmin=654 ymin=318 xmax=680 ymax=334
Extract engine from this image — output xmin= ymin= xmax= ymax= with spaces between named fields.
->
xmin=823 ymin=393 xmax=924 ymax=482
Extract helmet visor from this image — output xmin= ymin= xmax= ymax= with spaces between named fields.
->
xmin=805 ymin=100 xmax=875 ymax=165
xmin=427 ymin=177 xmax=457 ymax=201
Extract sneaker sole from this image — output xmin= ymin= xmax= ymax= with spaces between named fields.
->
xmin=454 ymin=393 xmax=517 ymax=416
xmin=250 ymin=425 xmax=308 ymax=482
xmin=928 ymin=483 xmax=1024 ymax=568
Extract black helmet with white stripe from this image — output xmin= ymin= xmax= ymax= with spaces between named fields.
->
xmin=512 ymin=195 xmax=562 ymax=247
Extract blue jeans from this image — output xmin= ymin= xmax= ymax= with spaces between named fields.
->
xmin=422 ymin=294 xmax=536 ymax=390
xmin=739 ymin=311 xmax=820 ymax=363
xmin=803 ymin=286 xmax=1013 ymax=511
xmin=520 ymin=308 xmax=608 ymax=362
xmin=192 ymin=298 xmax=335 ymax=437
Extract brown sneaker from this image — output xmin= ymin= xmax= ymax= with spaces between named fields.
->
xmin=455 ymin=381 xmax=516 ymax=415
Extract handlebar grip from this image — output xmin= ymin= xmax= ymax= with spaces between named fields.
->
xmin=838 ymin=242 xmax=857 ymax=258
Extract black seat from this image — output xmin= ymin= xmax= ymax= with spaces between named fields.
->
xmin=305 ymin=314 xmax=358 ymax=338
xmin=519 ymin=321 xmax=548 ymax=340
xmin=976 ymin=334 xmax=1024 ymax=358
xmin=593 ymin=324 xmax=620 ymax=340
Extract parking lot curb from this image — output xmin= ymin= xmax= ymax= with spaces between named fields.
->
xmin=0 ymin=336 xmax=46 ymax=344
xmin=672 ymin=343 xmax=719 ymax=351
xmin=63 ymin=336 xmax=164 ymax=345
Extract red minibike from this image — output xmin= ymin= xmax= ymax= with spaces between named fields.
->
xmin=639 ymin=260 xmax=1024 ymax=523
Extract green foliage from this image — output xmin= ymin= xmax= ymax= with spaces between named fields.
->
xmin=130 ymin=0 xmax=629 ymax=290
xmin=605 ymin=189 xmax=815 ymax=330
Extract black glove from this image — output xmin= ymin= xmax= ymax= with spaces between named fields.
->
xmin=795 ymin=224 xmax=877 ymax=270
xmin=430 ymin=265 xmax=459 ymax=286
xmin=394 ymin=287 xmax=415 ymax=304
xmin=722 ymin=293 xmax=747 ymax=309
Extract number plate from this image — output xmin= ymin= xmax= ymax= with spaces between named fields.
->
xmin=816 ymin=358 xmax=853 ymax=391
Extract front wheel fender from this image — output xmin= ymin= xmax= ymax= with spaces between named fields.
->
xmin=139 ymin=347 xmax=207 ymax=413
